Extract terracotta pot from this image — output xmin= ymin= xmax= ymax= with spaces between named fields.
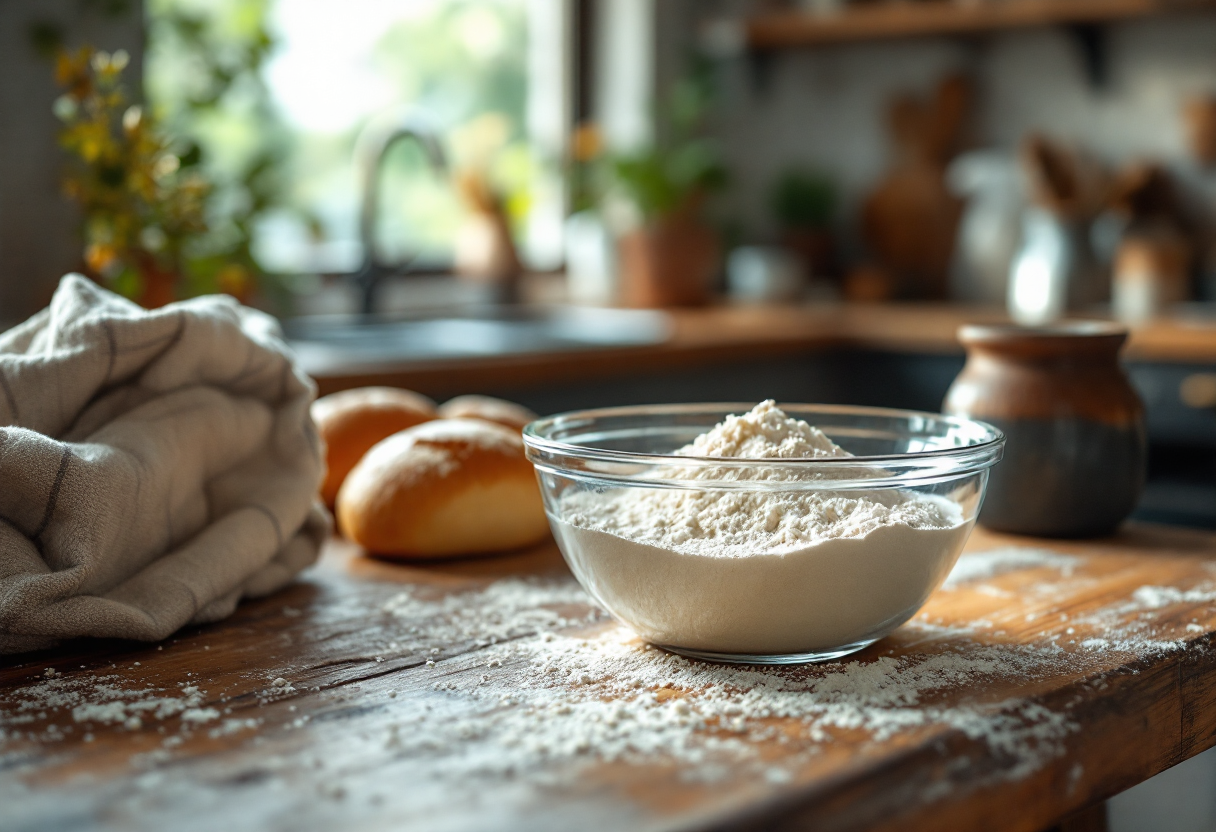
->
xmin=618 ymin=215 xmax=718 ymax=308
xmin=137 ymin=258 xmax=178 ymax=310
xmin=943 ymin=322 xmax=1146 ymax=538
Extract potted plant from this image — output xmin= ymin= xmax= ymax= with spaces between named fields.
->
xmin=55 ymin=48 xmax=209 ymax=307
xmin=770 ymin=168 xmax=837 ymax=283
xmin=53 ymin=38 xmax=278 ymax=310
xmin=577 ymin=67 xmax=727 ymax=308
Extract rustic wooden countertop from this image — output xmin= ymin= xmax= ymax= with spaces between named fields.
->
xmin=309 ymin=303 xmax=1216 ymax=398
xmin=5 ymin=523 xmax=1216 ymax=832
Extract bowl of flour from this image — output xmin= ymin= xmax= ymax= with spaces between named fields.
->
xmin=524 ymin=401 xmax=1004 ymax=664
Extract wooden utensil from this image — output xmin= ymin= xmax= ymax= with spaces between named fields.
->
xmin=1184 ymin=96 xmax=1216 ymax=166
xmin=454 ymin=170 xmax=524 ymax=303
xmin=861 ymin=74 xmax=971 ymax=300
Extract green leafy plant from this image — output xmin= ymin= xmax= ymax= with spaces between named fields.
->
xmin=580 ymin=60 xmax=727 ymax=223
xmin=56 ymin=47 xmax=214 ymax=306
xmin=770 ymin=168 xmax=836 ymax=231
xmin=39 ymin=0 xmax=290 ymax=306
xmin=610 ymin=141 xmax=726 ymax=221
xmin=144 ymin=0 xmax=294 ymax=299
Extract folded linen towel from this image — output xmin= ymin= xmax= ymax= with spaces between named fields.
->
xmin=0 ymin=275 xmax=329 ymax=654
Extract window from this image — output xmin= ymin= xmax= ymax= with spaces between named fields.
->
xmin=145 ymin=0 xmax=569 ymax=281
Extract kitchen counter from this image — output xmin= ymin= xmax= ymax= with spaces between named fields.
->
xmin=6 ymin=523 xmax=1216 ymax=832
xmin=308 ymin=303 xmax=1216 ymax=398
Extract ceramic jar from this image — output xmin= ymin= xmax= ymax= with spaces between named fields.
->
xmin=943 ymin=322 xmax=1146 ymax=537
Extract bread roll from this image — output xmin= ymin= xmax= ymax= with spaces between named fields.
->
xmin=313 ymin=387 xmax=437 ymax=507
xmin=336 ymin=418 xmax=549 ymax=558
xmin=438 ymin=395 xmax=538 ymax=431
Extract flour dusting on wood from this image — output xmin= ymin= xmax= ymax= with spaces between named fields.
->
xmin=374 ymin=577 xmax=1078 ymax=785
xmin=3 ymin=542 xmax=1216 ymax=826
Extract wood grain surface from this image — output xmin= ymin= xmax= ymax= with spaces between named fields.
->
xmin=307 ymin=304 xmax=1216 ymax=398
xmin=4 ymin=524 xmax=1216 ymax=832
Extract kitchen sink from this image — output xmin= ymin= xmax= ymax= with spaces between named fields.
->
xmin=283 ymin=306 xmax=673 ymax=374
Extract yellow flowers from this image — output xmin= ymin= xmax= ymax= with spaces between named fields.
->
xmin=122 ymin=106 xmax=142 ymax=134
xmin=91 ymin=49 xmax=129 ymax=75
xmin=54 ymin=48 xmax=96 ymax=102
xmin=572 ymin=122 xmax=603 ymax=163
xmin=84 ymin=243 xmax=118 ymax=275
xmin=216 ymin=264 xmax=252 ymax=302
xmin=55 ymin=45 xmax=212 ymax=307
xmin=152 ymin=154 xmax=181 ymax=179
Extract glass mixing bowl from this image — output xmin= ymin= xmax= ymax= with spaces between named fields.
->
xmin=524 ymin=403 xmax=1004 ymax=665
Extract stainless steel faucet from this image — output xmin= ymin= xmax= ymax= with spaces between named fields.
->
xmin=353 ymin=115 xmax=448 ymax=316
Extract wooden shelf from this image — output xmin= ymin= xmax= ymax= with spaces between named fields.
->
xmin=745 ymin=0 xmax=1216 ymax=49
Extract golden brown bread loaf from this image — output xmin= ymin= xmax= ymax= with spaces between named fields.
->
xmin=335 ymin=418 xmax=550 ymax=558
xmin=313 ymin=387 xmax=437 ymax=507
xmin=437 ymin=395 xmax=538 ymax=431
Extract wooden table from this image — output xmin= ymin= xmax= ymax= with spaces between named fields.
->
xmin=4 ymin=524 xmax=1216 ymax=832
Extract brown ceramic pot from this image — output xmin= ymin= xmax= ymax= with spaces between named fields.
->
xmin=943 ymin=321 xmax=1146 ymax=538
xmin=618 ymin=213 xmax=718 ymax=308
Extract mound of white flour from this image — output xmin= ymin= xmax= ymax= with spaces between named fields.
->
xmin=678 ymin=400 xmax=850 ymax=461
xmin=553 ymin=401 xmax=973 ymax=656
xmin=563 ymin=400 xmax=962 ymax=554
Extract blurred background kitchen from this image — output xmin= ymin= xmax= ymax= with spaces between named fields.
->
xmin=5 ymin=0 xmax=1216 ymax=527
xmin=3 ymin=1 xmax=1215 ymax=524
xmin=3 ymin=0 xmax=1216 ymax=826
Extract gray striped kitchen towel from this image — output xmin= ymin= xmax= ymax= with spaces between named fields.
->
xmin=0 ymin=275 xmax=329 ymax=654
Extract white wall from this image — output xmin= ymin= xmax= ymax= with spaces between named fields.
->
xmin=690 ymin=8 xmax=1216 ymax=246
xmin=712 ymin=34 xmax=970 ymax=241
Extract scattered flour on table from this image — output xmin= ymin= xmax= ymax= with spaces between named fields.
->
xmin=940 ymin=548 xmax=1216 ymax=657
xmin=941 ymin=547 xmax=1080 ymax=589
xmin=371 ymin=558 xmax=1216 ymax=787
xmin=380 ymin=579 xmax=593 ymax=643
xmin=1064 ymin=583 xmax=1216 ymax=654
xmin=0 ymin=675 xmax=212 ymax=726
xmin=7 ymin=545 xmax=1216 ymax=805
xmin=0 ymin=672 xmax=263 ymax=748
xmin=1130 ymin=585 xmax=1216 ymax=610
xmin=376 ymin=578 xmax=1076 ymax=786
